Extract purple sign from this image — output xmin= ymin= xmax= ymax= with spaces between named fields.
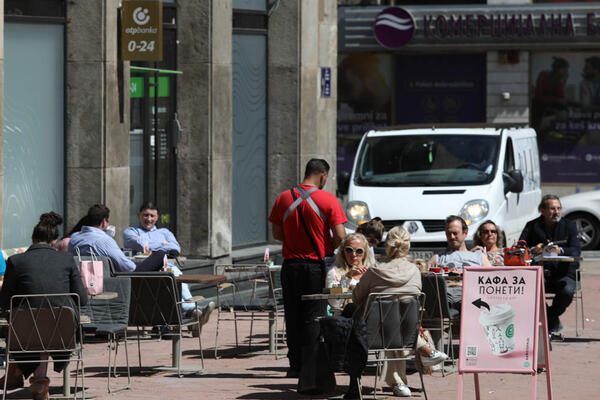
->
xmin=373 ymin=7 xmax=415 ymax=49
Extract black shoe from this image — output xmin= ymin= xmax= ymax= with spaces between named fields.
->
xmin=285 ymin=369 xmax=299 ymax=378
xmin=343 ymin=384 xmax=360 ymax=399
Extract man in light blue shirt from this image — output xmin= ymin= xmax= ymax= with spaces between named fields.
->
xmin=69 ymin=204 xmax=165 ymax=272
xmin=123 ymin=202 xmax=181 ymax=256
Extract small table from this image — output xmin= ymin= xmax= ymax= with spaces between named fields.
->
xmin=89 ymin=291 xmax=118 ymax=300
xmin=301 ymin=292 xmax=353 ymax=301
xmin=175 ymin=274 xmax=226 ymax=284
xmin=536 ymin=255 xmax=583 ymax=263
xmin=156 ymin=274 xmax=226 ymax=372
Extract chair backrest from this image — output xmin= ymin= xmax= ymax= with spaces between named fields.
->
xmin=118 ymin=272 xmax=181 ymax=327
xmin=76 ymin=255 xmax=131 ymax=333
xmin=421 ymin=273 xmax=453 ymax=319
xmin=362 ymin=293 xmax=420 ymax=350
xmin=8 ymin=294 xmax=80 ymax=352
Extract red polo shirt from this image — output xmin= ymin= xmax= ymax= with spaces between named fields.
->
xmin=269 ymin=185 xmax=347 ymax=261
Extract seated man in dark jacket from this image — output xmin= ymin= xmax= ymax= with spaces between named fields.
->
xmin=0 ymin=212 xmax=88 ymax=400
xmin=519 ymin=194 xmax=581 ymax=333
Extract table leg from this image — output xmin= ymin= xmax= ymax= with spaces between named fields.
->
xmin=63 ymin=362 xmax=70 ymax=397
xmin=172 ymin=334 xmax=181 ymax=368
xmin=268 ymin=311 xmax=275 ymax=353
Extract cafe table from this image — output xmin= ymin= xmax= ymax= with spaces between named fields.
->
xmin=153 ymin=273 xmax=226 ymax=373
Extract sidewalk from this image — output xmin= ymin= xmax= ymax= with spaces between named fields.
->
xmin=5 ymin=266 xmax=600 ymax=399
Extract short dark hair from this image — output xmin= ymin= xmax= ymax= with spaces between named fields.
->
xmin=356 ymin=217 xmax=385 ymax=244
xmin=139 ymin=201 xmax=159 ymax=214
xmin=304 ymin=159 xmax=330 ymax=178
xmin=32 ymin=212 xmax=63 ymax=243
xmin=86 ymin=204 xmax=110 ymax=227
xmin=538 ymin=194 xmax=561 ymax=211
xmin=445 ymin=215 xmax=468 ymax=232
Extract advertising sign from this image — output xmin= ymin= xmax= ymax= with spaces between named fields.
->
xmin=459 ymin=267 xmax=540 ymax=373
xmin=531 ymin=52 xmax=600 ymax=183
xmin=122 ymin=0 xmax=163 ymax=61
xmin=373 ymin=7 xmax=415 ymax=49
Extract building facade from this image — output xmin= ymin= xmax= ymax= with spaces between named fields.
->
xmin=0 ymin=0 xmax=338 ymax=259
xmin=337 ymin=0 xmax=600 ymax=197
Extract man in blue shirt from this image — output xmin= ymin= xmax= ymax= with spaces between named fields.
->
xmin=69 ymin=204 xmax=165 ymax=272
xmin=123 ymin=202 xmax=181 ymax=256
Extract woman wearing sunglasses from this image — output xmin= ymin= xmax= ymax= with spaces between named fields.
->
xmin=472 ymin=220 xmax=506 ymax=266
xmin=326 ymin=233 xmax=374 ymax=309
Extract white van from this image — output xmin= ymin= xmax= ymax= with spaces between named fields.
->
xmin=339 ymin=126 xmax=541 ymax=248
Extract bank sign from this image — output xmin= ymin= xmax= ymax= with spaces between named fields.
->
xmin=122 ymin=0 xmax=163 ymax=61
xmin=371 ymin=6 xmax=600 ymax=50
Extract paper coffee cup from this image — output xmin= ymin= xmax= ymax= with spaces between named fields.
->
xmin=478 ymin=303 xmax=515 ymax=356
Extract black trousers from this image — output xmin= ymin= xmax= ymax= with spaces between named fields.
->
xmin=134 ymin=250 xmax=167 ymax=272
xmin=280 ymin=259 xmax=326 ymax=371
xmin=545 ymin=273 xmax=576 ymax=328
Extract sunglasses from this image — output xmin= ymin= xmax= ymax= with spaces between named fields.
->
xmin=344 ymin=247 xmax=365 ymax=256
xmin=481 ymin=229 xmax=497 ymax=235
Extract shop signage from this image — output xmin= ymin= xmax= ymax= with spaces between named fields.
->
xmin=373 ymin=7 xmax=415 ymax=49
xmin=339 ymin=5 xmax=600 ymax=51
xmin=422 ymin=12 xmax=575 ymax=40
xmin=122 ymin=0 xmax=163 ymax=61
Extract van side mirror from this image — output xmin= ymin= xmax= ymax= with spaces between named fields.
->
xmin=338 ymin=171 xmax=350 ymax=195
xmin=503 ymin=169 xmax=524 ymax=194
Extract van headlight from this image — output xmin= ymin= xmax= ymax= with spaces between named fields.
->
xmin=345 ymin=201 xmax=371 ymax=230
xmin=459 ymin=199 xmax=489 ymax=225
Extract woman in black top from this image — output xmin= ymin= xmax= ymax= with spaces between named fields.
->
xmin=0 ymin=212 xmax=88 ymax=400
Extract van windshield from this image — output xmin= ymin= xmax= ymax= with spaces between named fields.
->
xmin=355 ymin=134 xmax=501 ymax=186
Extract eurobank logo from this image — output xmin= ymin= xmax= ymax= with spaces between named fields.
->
xmin=373 ymin=7 xmax=415 ymax=49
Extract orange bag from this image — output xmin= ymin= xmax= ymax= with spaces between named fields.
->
xmin=503 ymin=240 xmax=531 ymax=266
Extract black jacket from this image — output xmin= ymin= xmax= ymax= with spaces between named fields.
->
xmin=0 ymin=243 xmax=88 ymax=311
xmin=519 ymin=216 xmax=581 ymax=279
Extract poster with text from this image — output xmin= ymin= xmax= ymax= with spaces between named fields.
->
xmin=459 ymin=267 xmax=540 ymax=373
xmin=531 ymin=52 xmax=600 ymax=183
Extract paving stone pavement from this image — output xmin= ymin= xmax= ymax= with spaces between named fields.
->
xmin=3 ymin=260 xmax=600 ymax=399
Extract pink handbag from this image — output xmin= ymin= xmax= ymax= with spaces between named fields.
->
xmin=76 ymin=248 xmax=104 ymax=296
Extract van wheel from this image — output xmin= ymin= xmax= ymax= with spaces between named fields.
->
xmin=566 ymin=212 xmax=600 ymax=250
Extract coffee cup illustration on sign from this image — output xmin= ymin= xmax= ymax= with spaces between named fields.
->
xmin=478 ymin=303 xmax=515 ymax=356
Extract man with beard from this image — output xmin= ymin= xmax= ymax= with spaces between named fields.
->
xmin=519 ymin=194 xmax=581 ymax=333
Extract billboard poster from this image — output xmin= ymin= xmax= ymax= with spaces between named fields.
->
xmin=531 ymin=52 xmax=600 ymax=183
xmin=459 ymin=267 xmax=540 ymax=373
xmin=395 ymin=54 xmax=486 ymax=124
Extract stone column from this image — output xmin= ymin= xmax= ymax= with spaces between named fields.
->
xmin=486 ymin=51 xmax=529 ymax=123
xmin=267 ymin=0 xmax=338 ymax=239
xmin=177 ymin=0 xmax=232 ymax=258
xmin=65 ymin=0 xmax=130 ymax=245
xmin=0 ymin=0 xmax=4 ymax=243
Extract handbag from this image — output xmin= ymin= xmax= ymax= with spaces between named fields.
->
xmin=76 ymin=247 xmax=104 ymax=295
xmin=297 ymin=339 xmax=336 ymax=395
xmin=503 ymin=240 xmax=532 ymax=266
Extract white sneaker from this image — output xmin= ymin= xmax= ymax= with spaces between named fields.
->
xmin=392 ymin=383 xmax=411 ymax=397
xmin=420 ymin=349 xmax=448 ymax=367
xmin=200 ymin=301 xmax=216 ymax=326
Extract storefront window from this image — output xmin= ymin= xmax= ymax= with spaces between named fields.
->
xmin=5 ymin=0 xmax=64 ymax=17
xmin=531 ymin=52 xmax=600 ymax=183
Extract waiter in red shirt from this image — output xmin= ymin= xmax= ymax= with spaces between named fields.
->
xmin=269 ymin=159 xmax=347 ymax=379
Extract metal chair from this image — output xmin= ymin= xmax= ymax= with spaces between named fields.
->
xmin=115 ymin=272 xmax=206 ymax=376
xmin=77 ymin=256 xmax=131 ymax=392
xmin=357 ymin=292 xmax=427 ymax=400
xmin=421 ymin=273 xmax=459 ymax=375
xmin=213 ymin=264 xmax=283 ymax=358
xmin=545 ymin=267 xmax=585 ymax=337
xmin=574 ymin=267 xmax=584 ymax=336
xmin=3 ymin=293 xmax=84 ymax=400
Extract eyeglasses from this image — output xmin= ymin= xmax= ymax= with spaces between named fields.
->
xmin=481 ymin=229 xmax=497 ymax=235
xmin=344 ymin=247 xmax=365 ymax=256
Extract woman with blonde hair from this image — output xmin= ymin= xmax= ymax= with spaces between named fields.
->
xmin=472 ymin=220 xmax=506 ymax=266
xmin=347 ymin=226 xmax=446 ymax=398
